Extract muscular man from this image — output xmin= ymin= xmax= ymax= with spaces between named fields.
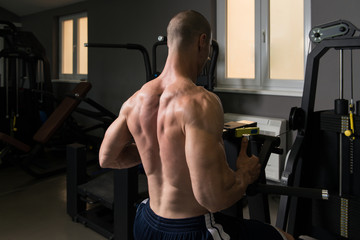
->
xmin=99 ymin=10 xmax=294 ymax=240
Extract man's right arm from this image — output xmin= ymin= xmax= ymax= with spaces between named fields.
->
xmin=183 ymin=93 xmax=260 ymax=212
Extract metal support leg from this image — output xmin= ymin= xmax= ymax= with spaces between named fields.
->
xmin=66 ymin=143 xmax=87 ymax=220
xmin=114 ymin=167 xmax=138 ymax=240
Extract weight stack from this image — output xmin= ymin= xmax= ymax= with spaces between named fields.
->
xmin=309 ymin=110 xmax=360 ymax=239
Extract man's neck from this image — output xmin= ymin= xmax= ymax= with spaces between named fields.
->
xmin=161 ymin=50 xmax=198 ymax=84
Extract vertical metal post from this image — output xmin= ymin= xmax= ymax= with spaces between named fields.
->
xmin=114 ymin=167 xmax=138 ymax=240
xmin=339 ymin=49 xmax=344 ymax=99
xmin=339 ymin=49 xmax=344 ymax=197
xmin=66 ymin=143 xmax=87 ymax=219
xmin=5 ymin=58 xmax=9 ymax=119
xmin=15 ymin=58 xmax=19 ymax=117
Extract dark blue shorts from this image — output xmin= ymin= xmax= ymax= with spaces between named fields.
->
xmin=133 ymin=199 xmax=286 ymax=240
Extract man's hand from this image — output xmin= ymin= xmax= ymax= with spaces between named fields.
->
xmin=236 ymin=137 xmax=261 ymax=186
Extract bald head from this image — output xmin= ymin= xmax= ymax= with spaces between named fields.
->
xmin=167 ymin=10 xmax=211 ymax=51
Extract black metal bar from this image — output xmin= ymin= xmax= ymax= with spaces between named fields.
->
xmin=114 ymin=167 xmax=138 ymax=240
xmin=66 ymin=143 xmax=87 ymax=219
xmin=247 ymin=191 xmax=270 ymax=223
xmin=151 ymin=36 xmax=167 ymax=78
xmin=85 ymin=43 xmax=152 ymax=82
xmin=256 ymin=184 xmax=329 ymax=200
xmin=247 ymin=135 xmax=280 ymax=223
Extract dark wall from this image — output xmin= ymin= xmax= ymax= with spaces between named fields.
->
xmin=18 ymin=0 xmax=215 ymax=115
xmin=0 ymin=7 xmax=20 ymax=22
xmin=2 ymin=0 xmax=360 ymax=124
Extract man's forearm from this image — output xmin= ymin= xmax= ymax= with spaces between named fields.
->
xmin=117 ymin=143 xmax=142 ymax=168
xmin=195 ymin=168 xmax=249 ymax=213
xmin=100 ymin=143 xmax=141 ymax=169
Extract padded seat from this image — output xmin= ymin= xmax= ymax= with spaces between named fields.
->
xmin=78 ymin=171 xmax=114 ymax=209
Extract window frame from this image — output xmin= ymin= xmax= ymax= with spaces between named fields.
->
xmin=215 ymin=0 xmax=311 ymax=97
xmin=58 ymin=12 xmax=88 ymax=81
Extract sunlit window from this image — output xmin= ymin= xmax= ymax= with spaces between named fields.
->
xmin=217 ymin=0 xmax=311 ymax=96
xmin=59 ymin=13 xmax=88 ymax=80
xmin=269 ymin=0 xmax=304 ymax=80
xmin=227 ymin=0 xmax=255 ymax=79
xmin=77 ymin=17 xmax=88 ymax=75
xmin=61 ymin=19 xmax=73 ymax=74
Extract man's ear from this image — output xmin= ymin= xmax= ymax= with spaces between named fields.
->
xmin=198 ymin=33 xmax=207 ymax=50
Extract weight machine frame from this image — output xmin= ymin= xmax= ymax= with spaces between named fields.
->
xmin=277 ymin=35 xmax=360 ymax=239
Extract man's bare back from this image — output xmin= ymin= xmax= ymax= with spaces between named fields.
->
xmin=122 ymin=76 xmax=222 ymax=218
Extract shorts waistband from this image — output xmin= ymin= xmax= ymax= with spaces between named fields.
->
xmin=142 ymin=199 xmax=209 ymax=232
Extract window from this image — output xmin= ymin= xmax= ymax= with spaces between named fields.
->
xmin=216 ymin=0 xmax=311 ymax=96
xmin=59 ymin=12 xmax=88 ymax=81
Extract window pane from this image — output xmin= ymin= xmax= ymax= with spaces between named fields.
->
xmin=77 ymin=17 xmax=88 ymax=74
xmin=270 ymin=0 xmax=304 ymax=80
xmin=61 ymin=19 xmax=73 ymax=74
xmin=226 ymin=0 xmax=255 ymax=79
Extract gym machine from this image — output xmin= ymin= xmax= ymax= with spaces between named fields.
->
xmin=222 ymin=121 xmax=330 ymax=225
xmin=0 ymin=81 xmax=109 ymax=177
xmin=0 ymin=20 xmax=53 ymax=144
xmin=274 ymin=20 xmax=360 ymax=239
xmin=0 ymin=26 xmax=142 ymax=176
xmin=0 ymin=32 xmax=119 ymax=176
xmin=66 ymin=41 xmax=154 ymax=240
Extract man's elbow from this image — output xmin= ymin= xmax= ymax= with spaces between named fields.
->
xmin=99 ymin=154 xmax=114 ymax=169
xmin=202 ymin=202 xmax=227 ymax=213
xmin=196 ymin=195 xmax=229 ymax=213
xmin=99 ymin=156 xmax=107 ymax=168
xmin=205 ymin=204 xmax=225 ymax=213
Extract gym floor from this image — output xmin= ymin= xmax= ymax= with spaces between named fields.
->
xmin=0 ymin=164 xmax=105 ymax=240
xmin=0 ymin=163 xmax=281 ymax=240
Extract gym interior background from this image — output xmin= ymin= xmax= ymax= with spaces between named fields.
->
xmin=2 ymin=0 xmax=360 ymax=122
xmin=1 ymin=0 xmax=360 ymax=239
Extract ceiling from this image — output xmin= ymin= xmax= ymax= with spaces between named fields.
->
xmin=0 ymin=0 xmax=86 ymax=17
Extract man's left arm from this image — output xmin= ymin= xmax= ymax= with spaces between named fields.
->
xmin=99 ymin=113 xmax=141 ymax=169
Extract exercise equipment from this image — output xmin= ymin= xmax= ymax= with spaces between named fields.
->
xmin=0 ymin=82 xmax=92 ymax=176
xmin=276 ymin=20 xmax=360 ymax=239
xmin=67 ymin=144 xmax=145 ymax=240
xmin=66 ymin=41 xmax=155 ymax=240
xmin=309 ymin=20 xmax=358 ymax=43
xmin=0 ymin=78 xmax=117 ymax=177
xmin=222 ymin=121 xmax=330 ymax=224
xmin=0 ymin=20 xmax=53 ymax=145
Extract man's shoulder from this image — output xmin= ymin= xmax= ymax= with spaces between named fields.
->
xmin=181 ymin=86 xmax=220 ymax=107
xmin=177 ymin=87 xmax=222 ymax=119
